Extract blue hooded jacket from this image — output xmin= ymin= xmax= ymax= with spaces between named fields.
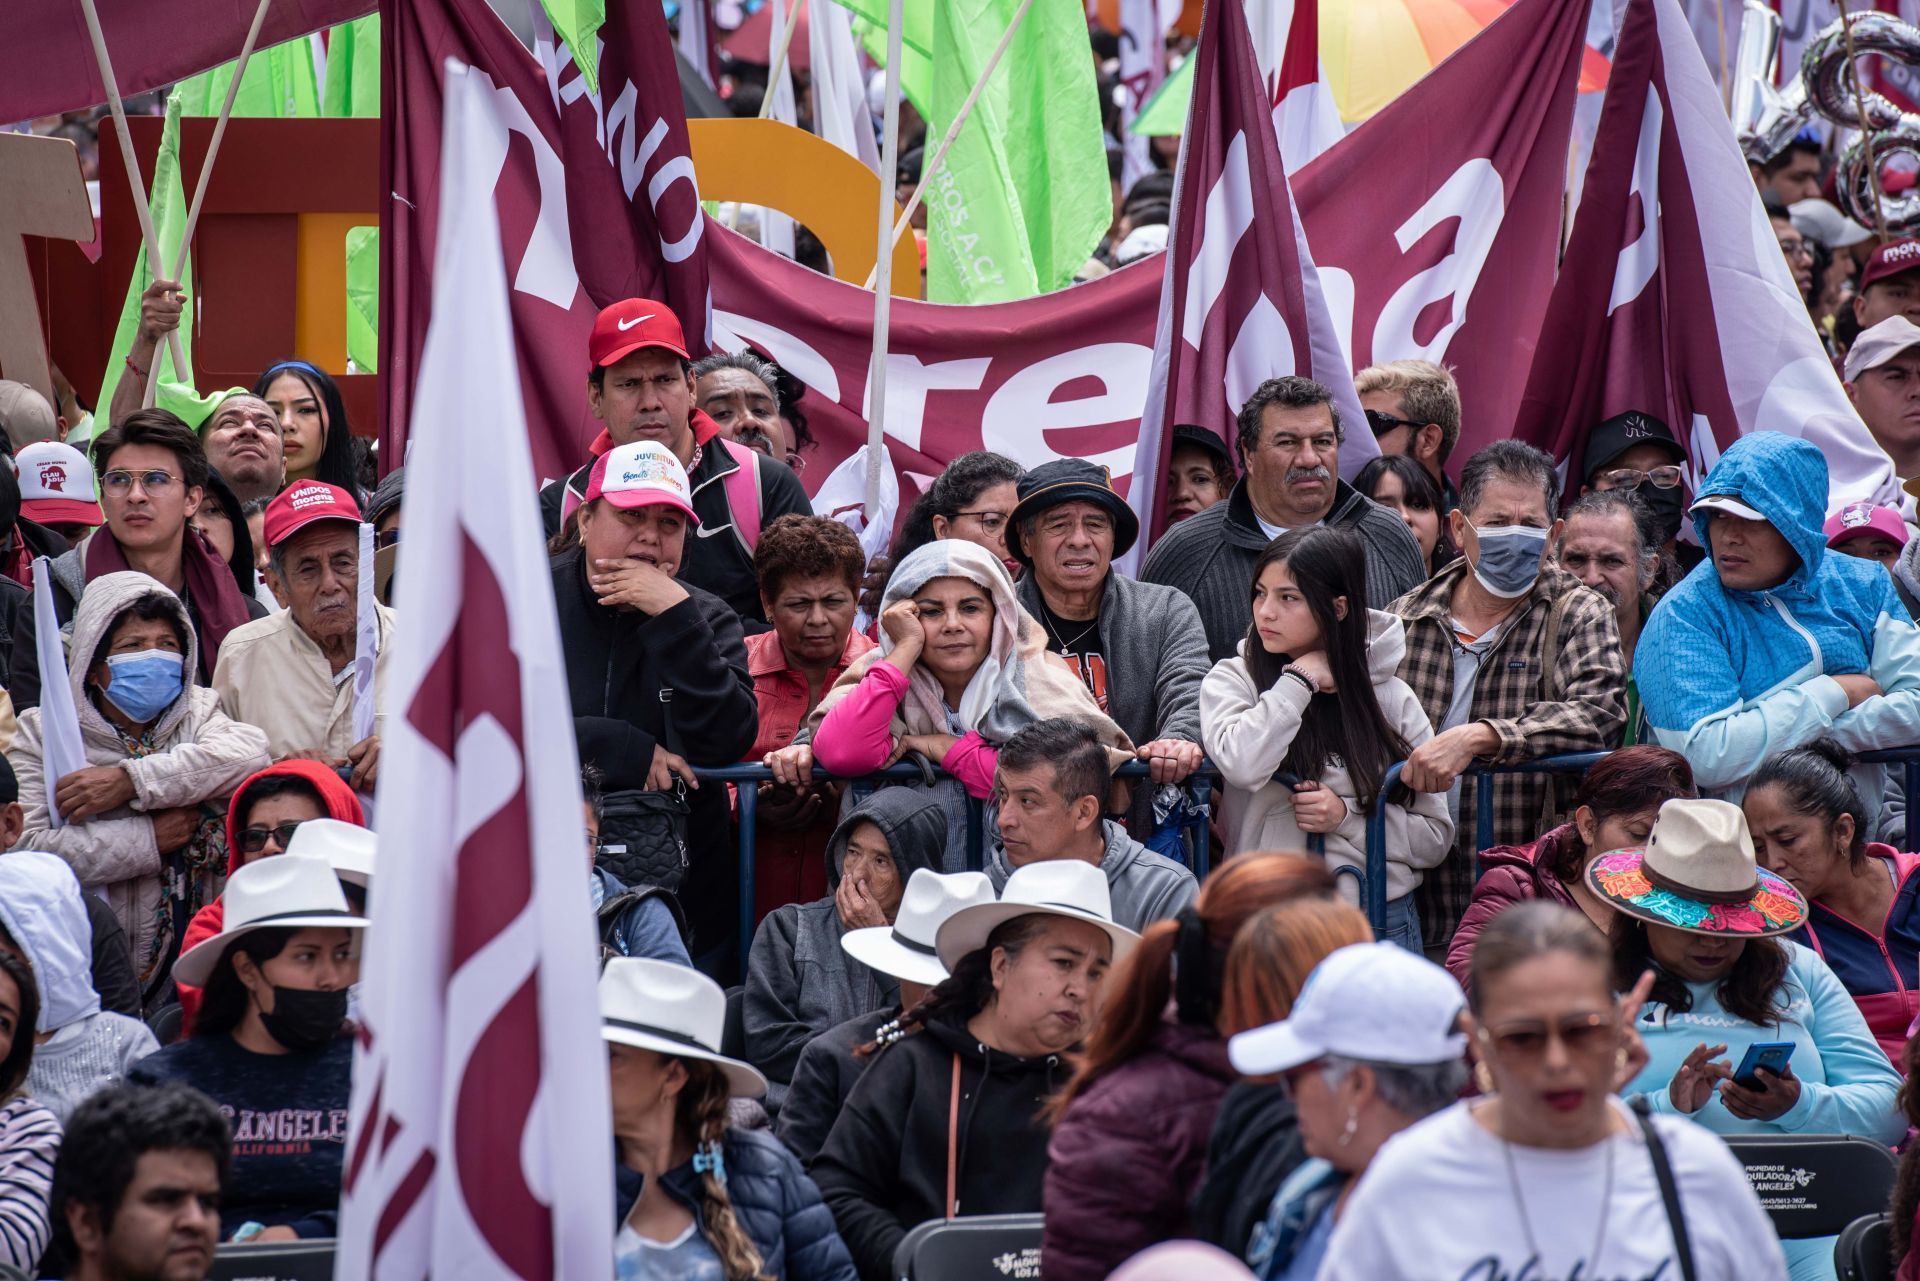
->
xmin=1635 ymin=432 xmax=1920 ymax=794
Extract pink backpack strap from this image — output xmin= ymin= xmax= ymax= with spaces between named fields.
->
xmin=718 ymin=437 xmax=763 ymax=552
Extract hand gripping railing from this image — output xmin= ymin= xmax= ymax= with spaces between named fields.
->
xmin=699 ymin=760 xmax=1217 ymax=980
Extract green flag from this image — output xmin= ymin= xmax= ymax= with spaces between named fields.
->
xmin=540 ymin=0 xmax=604 ymax=95
xmin=852 ymin=14 xmax=933 ymax=119
xmin=1129 ymin=53 xmax=1191 ymax=136
xmin=88 ymin=92 xmax=224 ymax=443
xmin=176 ymin=35 xmax=322 ymax=118
xmin=322 ymin=15 xmax=381 ymax=117
xmin=924 ymin=0 xmax=1109 ymax=302
xmin=345 ymin=226 xmax=379 ymax=374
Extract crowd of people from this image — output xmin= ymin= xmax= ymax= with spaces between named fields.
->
xmin=11 ymin=144 xmax=1920 ymax=1281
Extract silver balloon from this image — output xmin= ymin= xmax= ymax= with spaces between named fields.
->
xmin=1801 ymin=12 xmax=1917 ymax=132
xmin=1736 ymin=0 xmax=1816 ymax=164
xmin=1839 ymin=121 xmax=1920 ymax=234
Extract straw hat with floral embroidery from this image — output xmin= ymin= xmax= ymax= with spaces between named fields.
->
xmin=1585 ymin=797 xmax=1807 ymax=937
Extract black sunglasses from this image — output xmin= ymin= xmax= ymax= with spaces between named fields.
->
xmin=1365 ymin=409 xmax=1422 ymax=436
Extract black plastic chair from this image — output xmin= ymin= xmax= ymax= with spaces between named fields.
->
xmin=1836 ymin=1213 xmax=1896 ymax=1281
xmin=721 ymin=985 xmax=747 ymax=1061
xmin=206 ymin=1238 xmax=336 ymax=1281
xmin=146 ymin=1001 xmax=183 ymax=1048
xmin=891 ymin=1213 xmax=1043 ymax=1281
xmin=1724 ymin=1135 xmax=1898 ymax=1240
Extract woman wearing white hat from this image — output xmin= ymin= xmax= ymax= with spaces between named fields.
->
xmin=128 ymin=855 xmax=364 ymax=1244
xmin=809 ymin=859 xmax=1138 ymax=1281
xmin=601 ymin=958 xmax=855 ymax=1281
xmin=1601 ymin=798 xmax=1902 ymax=1281
xmin=775 ymin=868 xmax=997 ymax=1164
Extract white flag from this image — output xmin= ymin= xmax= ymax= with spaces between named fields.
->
xmin=31 ymin=557 xmax=86 ymax=830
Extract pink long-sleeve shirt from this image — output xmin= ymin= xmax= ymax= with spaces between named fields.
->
xmin=813 ymin=660 xmax=999 ymax=798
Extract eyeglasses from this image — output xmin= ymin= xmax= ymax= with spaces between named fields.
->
xmin=238 ymin=821 xmax=306 ymax=854
xmin=1777 ymin=238 xmax=1815 ymax=261
xmin=374 ymin=528 xmax=401 ymax=550
xmin=953 ymin=510 xmax=1009 ymax=534
xmin=1480 ymin=1011 xmax=1614 ymax=1060
xmin=1365 ymin=409 xmax=1422 ymax=436
xmin=101 ymin=469 xmax=182 ymax=497
xmin=1596 ymin=465 xmax=1684 ymax=491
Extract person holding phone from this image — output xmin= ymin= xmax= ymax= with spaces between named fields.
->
xmin=1595 ymin=798 xmax=1903 ymax=1281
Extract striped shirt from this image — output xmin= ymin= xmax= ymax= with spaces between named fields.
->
xmin=0 ymin=1094 xmax=61 ymax=1271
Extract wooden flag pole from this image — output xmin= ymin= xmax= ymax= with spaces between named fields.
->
xmin=758 ymin=0 xmax=807 ymax=118
xmin=861 ymin=0 xmax=1037 ymax=290
xmin=77 ymin=0 xmax=191 ymax=393
xmin=865 ymin=0 xmax=907 ymax=516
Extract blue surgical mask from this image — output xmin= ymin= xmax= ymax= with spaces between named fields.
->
xmin=1466 ymin=523 xmax=1550 ymax=599
xmin=99 ymin=649 xmax=185 ymax=723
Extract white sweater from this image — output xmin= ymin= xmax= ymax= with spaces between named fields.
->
xmin=26 ymin=1012 xmax=159 ymax=1125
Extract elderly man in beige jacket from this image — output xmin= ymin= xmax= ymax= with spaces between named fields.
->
xmin=211 ymin=481 xmax=393 ymax=792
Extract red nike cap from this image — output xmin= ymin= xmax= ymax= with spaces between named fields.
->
xmin=588 ymin=299 xmax=690 ymax=368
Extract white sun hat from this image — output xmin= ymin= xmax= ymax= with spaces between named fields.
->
xmin=171 ymin=855 xmax=366 ymax=988
xmin=284 ymin=818 xmax=377 ymax=890
xmin=932 ymin=860 xmax=1140 ymax=971
xmin=841 ymin=869 xmax=997 ymax=988
xmin=599 ymin=958 xmax=767 ymax=1098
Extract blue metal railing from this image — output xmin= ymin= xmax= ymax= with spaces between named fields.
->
xmin=701 ymin=760 xmax=1217 ymax=980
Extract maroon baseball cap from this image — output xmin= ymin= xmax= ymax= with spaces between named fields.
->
xmin=1861 ymin=238 xmax=1920 ymax=291
xmin=263 ymin=481 xmax=362 ymax=548
xmin=588 ymin=299 xmax=689 ymax=368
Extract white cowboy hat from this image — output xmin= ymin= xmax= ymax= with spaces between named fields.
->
xmin=172 ymin=855 xmax=367 ymax=988
xmin=600 ymin=958 xmax=767 ymax=1098
xmin=933 ymin=860 xmax=1140 ymax=971
xmin=841 ymin=870 xmax=997 ymax=988
xmin=284 ymin=818 xmax=376 ymax=890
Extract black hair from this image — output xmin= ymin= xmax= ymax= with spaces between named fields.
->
xmin=857 ymin=914 xmax=1057 ymax=1056
xmin=1760 ymin=136 xmax=1822 ymax=175
xmin=235 ymin=773 xmax=327 ymax=832
xmin=1761 ymin=193 xmax=1793 ymax=222
xmin=768 ymin=363 xmax=814 ymax=456
xmin=998 ymin=719 xmax=1110 ymax=808
xmin=199 ymin=467 xmax=260 ymax=597
xmin=690 ymin=351 xmax=779 ymax=399
xmin=1458 ymin=439 xmax=1559 ymax=517
xmin=1235 ymin=377 xmax=1343 ymax=462
xmin=252 ymin=361 xmax=362 ymax=496
xmin=49 ymin=1084 xmax=231 ymax=1258
xmin=191 ymin=927 xmax=297 ymax=1038
xmin=90 ymin=592 xmax=188 ymax=676
xmin=1121 ymin=170 xmax=1174 ymax=215
xmin=1243 ymin=527 xmax=1412 ymax=809
xmin=581 ymin=763 xmax=606 ymax=822
xmin=886 ymin=451 xmax=1025 ymax=569
xmin=1749 ymin=739 xmax=1870 ymax=870
xmin=0 ymin=460 xmax=19 ymax=545
xmin=0 ymin=751 xmax=17 ymax=806
xmin=1354 ymin=453 xmax=1455 ymax=571
xmin=1610 ymin=914 xmax=1789 ymax=1028
xmin=0 ymin=949 xmax=40 ymax=1097
xmin=92 ymin=409 xmax=210 ymax=492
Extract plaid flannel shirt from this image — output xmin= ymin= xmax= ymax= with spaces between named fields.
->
xmin=1391 ymin=560 xmax=1627 ymax=947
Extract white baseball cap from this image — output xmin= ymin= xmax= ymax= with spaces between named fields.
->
xmin=1688 ymin=493 xmax=1767 ymax=523
xmin=584 ymin=440 xmax=699 ymax=523
xmin=15 ymin=441 xmax=101 ymax=527
xmin=1790 ymin=198 xmax=1872 ymax=250
xmin=1228 ymin=942 xmax=1467 ymax=1076
xmin=1844 ymin=315 xmax=1920 ymax=383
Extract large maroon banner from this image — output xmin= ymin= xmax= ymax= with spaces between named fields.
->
xmin=383 ymin=0 xmax=1590 ymax=502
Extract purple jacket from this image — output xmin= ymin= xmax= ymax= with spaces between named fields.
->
xmin=1445 ymin=824 xmax=1582 ymax=991
xmin=1041 ymin=1016 xmax=1235 ymax=1281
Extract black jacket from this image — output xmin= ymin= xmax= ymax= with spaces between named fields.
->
xmin=552 ymin=546 xmax=757 ymax=963
xmin=1188 ymin=1082 xmax=1309 ymax=1258
xmin=776 ymin=1005 xmax=896 ymax=1165
xmin=809 ymin=1010 xmax=1066 ymax=1281
xmin=615 ymin=1128 xmax=856 ymax=1281
xmin=540 ymin=436 xmax=813 ymax=628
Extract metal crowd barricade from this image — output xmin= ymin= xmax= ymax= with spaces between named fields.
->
xmin=702 ymin=760 xmax=1218 ymax=981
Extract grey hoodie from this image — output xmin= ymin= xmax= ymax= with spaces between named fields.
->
xmin=0 ymin=850 xmax=156 ymax=1122
xmin=744 ymin=787 xmax=949 ymax=1103
xmin=986 ymin=821 xmax=1198 ymax=933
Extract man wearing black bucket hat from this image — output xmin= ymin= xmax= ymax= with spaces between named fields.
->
xmin=1009 ymin=460 xmax=1208 ymax=799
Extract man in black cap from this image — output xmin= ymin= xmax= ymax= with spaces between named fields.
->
xmin=1008 ymin=460 xmax=1208 ymax=805
xmin=1143 ymin=376 xmax=1425 ymax=662
xmin=1579 ymin=411 xmax=1691 ymax=565
xmin=1165 ymin=425 xmax=1235 ymax=524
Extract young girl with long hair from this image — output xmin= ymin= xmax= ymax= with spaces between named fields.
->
xmin=1200 ymin=526 xmax=1452 ymax=952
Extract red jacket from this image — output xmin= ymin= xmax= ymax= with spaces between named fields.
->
xmin=1445 ymin=824 xmax=1583 ymax=990
xmin=1041 ymin=1017 xmax=1235 ymax=1281
xmin=173 ymin=760 xmax=365 ymax=1030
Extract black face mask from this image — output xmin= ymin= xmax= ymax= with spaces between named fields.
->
xmin=1640 ymin=482 xmax=1687 ymax=546
xmin=260 ymin=986 xmax=348 ymax=1052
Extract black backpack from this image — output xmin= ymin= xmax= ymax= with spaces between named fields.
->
xmin=594 ymin=688 xmax=692 ymax=892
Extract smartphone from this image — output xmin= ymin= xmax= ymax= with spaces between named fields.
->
xmin=1733 ymin=1041 xmax=1795 ymax=1088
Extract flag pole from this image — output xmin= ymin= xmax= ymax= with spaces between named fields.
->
xmin=865 ymin=0 xmax=907 ymax=515
xmin=861 ymin=0 xmax=1037 ymax=290
xmin=144 ymin=0 xmax=276 ymax=408
xmin=758 ymin=0 xmax=807 ymax=118
xmin=77 ymin=0 xmax=192 ymax=394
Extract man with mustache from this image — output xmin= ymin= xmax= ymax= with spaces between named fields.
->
xmin=1144 ymin=376 xmax=1426 ymax=662
xmin=197 ymin=394 xmax=285 ymax=506
xmin=1556 ymin=487 xmax=1659 ymax=744
xmin=212 ymin=482 xmax=391 ymax=793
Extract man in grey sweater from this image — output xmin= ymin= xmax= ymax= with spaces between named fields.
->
xmin=987 ymin=720 xmax=1197 ymax=931
xmin=1143 ymin=376 xmax=1427 ymax=662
